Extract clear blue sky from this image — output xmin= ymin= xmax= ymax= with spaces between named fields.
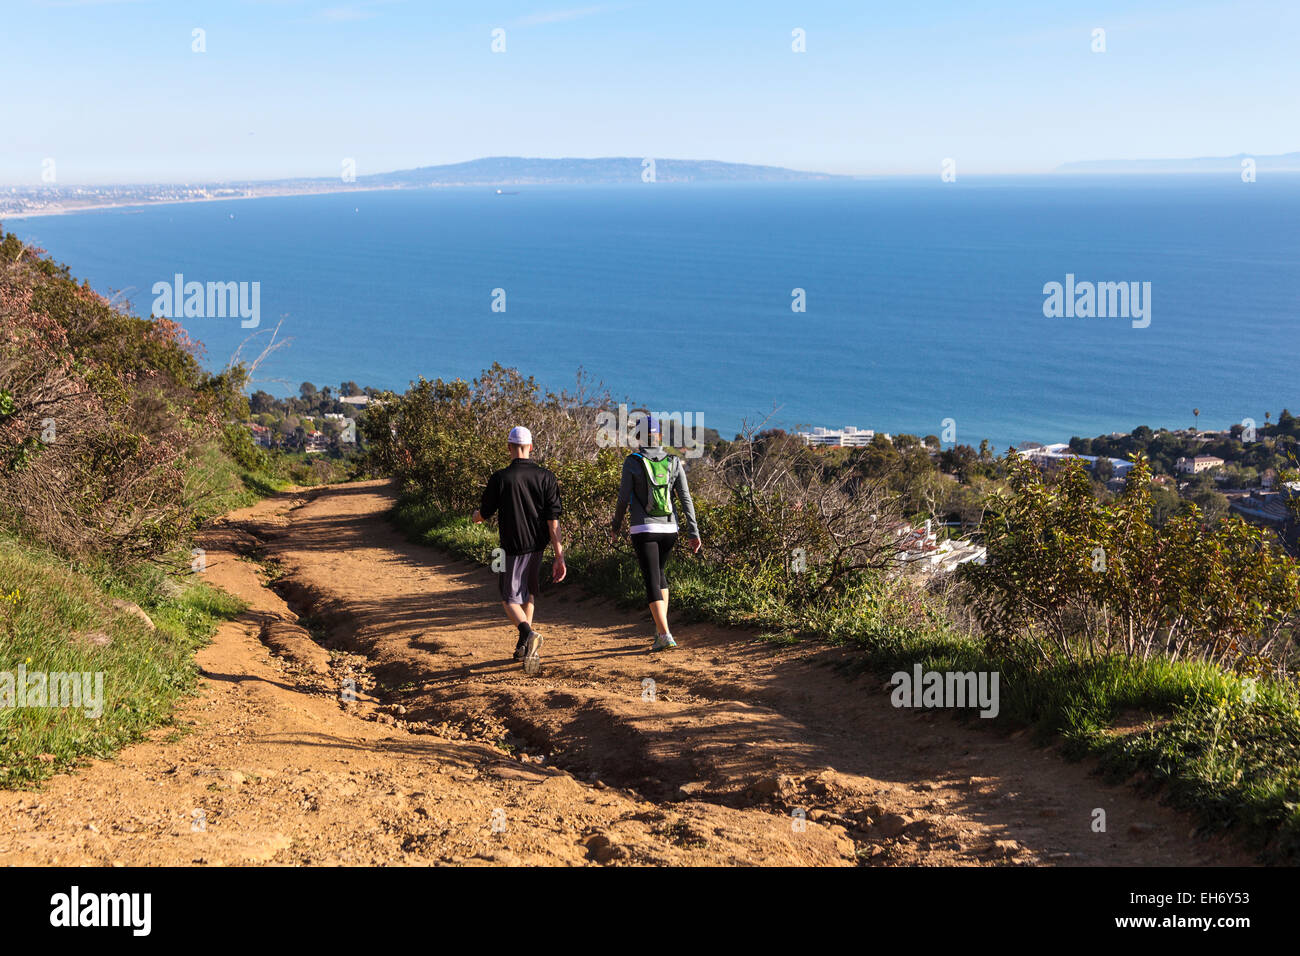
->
xmin=5 ymin=0 xmax=1297 ymax=184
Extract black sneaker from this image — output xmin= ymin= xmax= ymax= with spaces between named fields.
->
xmin=513 ymin=633 xmax=529 ymax=660
xmin=522 ymin=630 xmax=544 ymax=675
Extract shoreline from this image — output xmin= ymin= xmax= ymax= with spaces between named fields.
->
xmin=1 ymin=179 xmax=847 ymax=220
xmin=0 ymin=184 xmax=407 ymax=221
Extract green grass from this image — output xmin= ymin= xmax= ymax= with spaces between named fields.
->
xmin=391 ymin=496 xmax=1300 ymax=861
xmin=0 ymin=534 xmax=244 ymax=789
xmin=187 ymin=440 xmax=292 ymax=523
xmin=0 ymin=423 xmax=305 ymax=791
xmin=1093 ymin=689 xmax=1300 ymax=858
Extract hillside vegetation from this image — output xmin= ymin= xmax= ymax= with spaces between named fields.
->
xmin=0 ymin=230 xmax=274 ymax=784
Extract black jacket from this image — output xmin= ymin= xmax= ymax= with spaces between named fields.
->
xmin=479 ymin=459 xmax=562 ymax=555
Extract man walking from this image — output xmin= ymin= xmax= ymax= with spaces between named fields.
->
xmin=473 ymin=426 xmax=566 ymax=674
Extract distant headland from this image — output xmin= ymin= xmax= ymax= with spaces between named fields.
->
xmin=1056 ymin=150 xmax=1300 ymax=174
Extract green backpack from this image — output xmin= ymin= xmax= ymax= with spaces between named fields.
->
xmin=636 ymin=453 xmax=676 ymax=517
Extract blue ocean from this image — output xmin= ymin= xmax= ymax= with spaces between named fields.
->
xmin=10 ymin=176 xmax=1298 ymax=450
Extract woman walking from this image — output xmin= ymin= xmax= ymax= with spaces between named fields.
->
xmin=609 ymin=414 xmax=702 ymax=650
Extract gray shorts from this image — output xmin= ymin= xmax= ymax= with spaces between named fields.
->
xmin=498 ymin=550 xmax=543 ymax=605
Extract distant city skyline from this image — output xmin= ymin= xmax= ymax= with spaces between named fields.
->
xmin=6 ymin=0 xmax=1299 ymax=185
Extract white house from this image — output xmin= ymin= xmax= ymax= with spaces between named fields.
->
xmin=798 ymin=426 xmax=882 ymax=448
xmin=1019 ymin=443 xmax=1134 ymax=477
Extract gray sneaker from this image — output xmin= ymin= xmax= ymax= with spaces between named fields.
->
xmin=651 ymin=633 xmax=678 ymax=651
xmin=522 ymin=631 xmax=544 ymax=675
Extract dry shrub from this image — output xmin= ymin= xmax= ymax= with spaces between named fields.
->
xmin=0 ymin=232 xmax=239 ymax=563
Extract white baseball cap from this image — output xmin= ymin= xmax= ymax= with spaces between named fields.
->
xmin=507 ymin=426 xmax=533 ymax=445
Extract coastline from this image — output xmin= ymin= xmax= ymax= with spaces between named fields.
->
xmin=2 ymin=175 xmax=843 ymax=221
xmin=0 ymin=184 xmax=408 ymax=221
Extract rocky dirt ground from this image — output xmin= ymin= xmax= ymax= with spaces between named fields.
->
xmin=0 ymin=481 xmax=1254 ymax=866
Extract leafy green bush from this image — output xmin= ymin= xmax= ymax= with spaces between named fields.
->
xmin=965 ymin=453 xmax=1300 ymax=671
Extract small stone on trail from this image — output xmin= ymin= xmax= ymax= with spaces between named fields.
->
xmin=874 ymin=813 xmax=912 ymax=838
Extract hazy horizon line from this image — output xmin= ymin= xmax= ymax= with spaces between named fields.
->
xmin=6 ymin=150 xmax=1299 ymax=189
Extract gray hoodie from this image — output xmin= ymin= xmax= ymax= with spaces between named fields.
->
xmin=612 ymin=446 xmax=700 ymax=538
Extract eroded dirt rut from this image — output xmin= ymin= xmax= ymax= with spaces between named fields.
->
xmin=0 ymin=481 xmax=1252 ymax=866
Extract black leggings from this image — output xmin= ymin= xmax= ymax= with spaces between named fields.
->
xmin=631 ymin=532 xmax=676 ymax=604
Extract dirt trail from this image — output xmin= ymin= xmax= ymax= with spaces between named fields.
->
xmin=0 ymin=481 xmax=1253 ymax=866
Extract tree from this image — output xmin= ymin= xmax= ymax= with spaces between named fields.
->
xmin=250 ymin=390 xmax=275 ymax=414
xmin=1149 ymin=483 xmax=1182 ymax=527
xmin=938 ymin=444 xmax=978 ymax=479
xmin=1190 ymin=488 xmax=1229 ymax=526
xmin=856 ymin=434 xmax=901 ymax=479
xmin=1280 ymin=409 xmax=1298 ymax=437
